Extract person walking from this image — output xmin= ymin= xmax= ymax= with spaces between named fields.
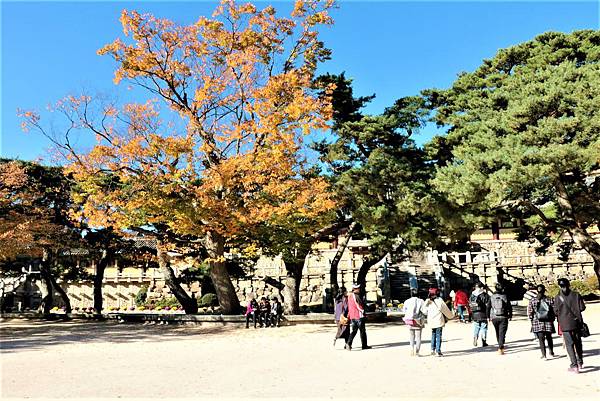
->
xmin=454 ymin=288 xmax=469 ymax=323
xmin=402 ymin=288 xmax=425 ymax=356
xmin=346 ymin=284 xmax=371 ymax=351
xmin=527 ymin=284 xmax=556 ymax=360
xmin=422 ymin=287 xmax=454 ymax=357
xmin=470 ymin=282 xmax=490 ymax=347
xmin=553 ymin=278 xmax=586 ymax=373
xmin=487 ymin=282 xmax=512 ymax=355
xmin=333 ymin=287 xmax=349 ymax=347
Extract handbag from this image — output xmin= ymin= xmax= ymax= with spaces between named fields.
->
xmin=580 ymin=322 xmax=590 ymax=338
xmin=403 ymin=298 xmax=423 ymax=327
xmin=339 ymin=314 xmax=349 ymax=326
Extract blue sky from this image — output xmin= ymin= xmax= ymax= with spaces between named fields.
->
xmin=1 ymin=0 xmax=599 ymax=162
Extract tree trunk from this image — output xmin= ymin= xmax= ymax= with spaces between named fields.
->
xmin=329 ymin=222 xmax=357 ymax=299
xmin=156 ymin=241 xmax=198 ymax=314
xmin=93 ymin=249 xmax=111 ymax=315
xmin=205 ymin=231 xmax=240 ymax=314
xmin=356 ymin=254 xmax=385 ymax=298
xmin=40 ymin=249 xmax=71 ymax=314
xmin=570 ymin=227 xmax=600 ymax=290
xmin=282 ymin=260 xmax=304 ymax=315
xmin=39 ymin=268 xmax=54 ymax=316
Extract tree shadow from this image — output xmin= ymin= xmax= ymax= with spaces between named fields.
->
xmin=371 ymin=341 xmax=409 ymax=349
xmin=0 ymin=320 xmax=237 ymax=354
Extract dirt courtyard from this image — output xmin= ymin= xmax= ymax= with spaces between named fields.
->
xmin=1 ymin=303 xmax=599 ymax=401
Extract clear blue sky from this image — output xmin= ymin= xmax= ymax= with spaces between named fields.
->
xmin=1 ymin=0 xmax=599 ymax=162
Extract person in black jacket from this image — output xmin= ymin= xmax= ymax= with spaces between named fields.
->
xmin=270 ymin=296 xmax=283 ymax=327
xmin=258 ymin=297 xmax=271 ymax=328
xmin=554 ymin=278 xmax=586 ymax=373
xmin=487 ymin=282 xmax=512 ymax=355
xmin=470 ymin=282 xmax=490 ymax=347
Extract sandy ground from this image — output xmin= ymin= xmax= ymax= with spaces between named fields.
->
xmin=1 ymin=303 xmax=599 ymax=401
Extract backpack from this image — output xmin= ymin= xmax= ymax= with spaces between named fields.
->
xmin=469 ymin=293 xmax=483 ymax=313
xmin=491 ymin=294 xmax=506 ymax=317
xmin=536 ymin=298 xmax=554 ymax=322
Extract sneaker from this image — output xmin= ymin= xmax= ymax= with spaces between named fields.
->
xmin=362 ymin=345 xmax=372 ymax=350
xmin=431 ymin=351 xmax=436 ymax=356
xmin=343 ymin=344 xmax=348 ymax=350
xmin=437 ymin=352 xmax=444 ymax=357
xmin=549 ymin=352 xmax=555 ymax=358
xmin=540 ymin=356 xmax=547 ymax=360
xmin=410 ymin=349 xmax=415 ymax=356
xmin=482 ymin=340 xmax=488 ymax=347
xmin=498 ymin=348 xmax=505 ymax=355
xmin=473 ymin=338 xmax=478 ymax=346
xmin=567 ymin=367 xmax=579 ymax=374
xmin=346 ymin=344 xmax=352 ymax=351
xmin=577 ymin=362 xmax=583 ymax=369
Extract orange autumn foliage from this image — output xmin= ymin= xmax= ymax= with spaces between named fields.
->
xmin=0 ymin=161 xmax=74 ymax=261
xmin=22 ymin=0 xmax=337 ymax=240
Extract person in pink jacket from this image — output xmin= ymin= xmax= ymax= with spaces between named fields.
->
xmin=345 ymin=283 xmax=372 ymax=351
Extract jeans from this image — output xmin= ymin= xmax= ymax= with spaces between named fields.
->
xmin=271 ymin=313 xmax=282 ymax=327
xmin=259 ymin=312 xmax=270 ymax=327
xmin=456 ymin=305 xmax=467 ymax=321
xmin=347 ymin=318 xmax=368 ymax=348
xmin=492 ymin=318 xmax=509 ymax=349
xmin=563 ymin=330 xmax=583 ymax=368
xmin=431 ymin=327 xmax=443 ymax=353
xmin=473 ymin=320 xmax=488 ymax=341
xmin=245 ymin=312 xmax=256 ymax=328
xmin=536 ymin=331 xmax=554 ymax=358
xmin=409 ymin=328 xmax=422 ymax=353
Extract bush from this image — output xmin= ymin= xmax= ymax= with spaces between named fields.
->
xmin=135 ymin=285 xmax=148 ymax=306
xmin=547 ymin=276 xmax=598 ymax=298
xmin=198 ymin=293 xmax=218 ymax=307
xmin=151 ymin=297 xmax=181 ymax=309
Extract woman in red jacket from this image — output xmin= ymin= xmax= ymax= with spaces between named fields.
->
xmin=454 ymin=288 xmax=469 ymax=323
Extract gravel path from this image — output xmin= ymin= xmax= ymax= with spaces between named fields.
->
xmin=1 ymin=303 xmax=599 ymax=400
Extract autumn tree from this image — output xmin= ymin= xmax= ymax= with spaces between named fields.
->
xmin=427 ymin=30 xmax=600 ymax=288
xmin=0 ymin=159 xmax=81 ymax=314
xmin=21 ymin=0 xmax=337 ymax=313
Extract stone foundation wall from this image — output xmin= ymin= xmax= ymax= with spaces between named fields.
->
xmin=48 ymin=248 xmax=381 ymax=310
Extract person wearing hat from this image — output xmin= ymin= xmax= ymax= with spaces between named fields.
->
xmin=527 ymin=284 xmax=556 ymax=360
xmin=345 ymin=283 xmax=371 ymax=351
xmin=553 ymin=278 xmax=586 ymax=373
xmin=422 ymin=287 xmax=454 ymax=356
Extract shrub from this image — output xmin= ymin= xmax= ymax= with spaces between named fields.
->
xmin=198 ymin=293 xmax=218 ymax=307
xmin=547 ymin=276 xmax=597 ymax=298
xmin=135 ymin=285 xmax=148 ymax=306
xmin=148 ymin=297 xmax=181 ymax=310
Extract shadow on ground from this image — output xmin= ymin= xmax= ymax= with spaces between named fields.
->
xmin=0 ymin=320 xmax=237 ymax=354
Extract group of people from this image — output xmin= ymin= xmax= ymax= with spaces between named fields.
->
xmin=245 ymin=296 xmax=283 ymax=328
xmin=333 ymin=278 xmax=588 ymax=374
xmin=333 ymin=284 xmax=372 ymax=351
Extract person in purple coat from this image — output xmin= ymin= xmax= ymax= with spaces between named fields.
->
xmin=333 ymin=287 xmax=349 ymax=347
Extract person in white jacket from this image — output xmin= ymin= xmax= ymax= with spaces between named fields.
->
xmin=402 ymin=288 xmax=425 ymax=356
xmin=422 ymin=287 xmax=454 ymax=357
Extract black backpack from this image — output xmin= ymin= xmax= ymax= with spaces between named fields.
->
xmin=536 ymin=298 xmax=555 ymax=322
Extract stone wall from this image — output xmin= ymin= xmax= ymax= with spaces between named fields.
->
xmin=44 ymin=248 xmax=381 ymax=311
